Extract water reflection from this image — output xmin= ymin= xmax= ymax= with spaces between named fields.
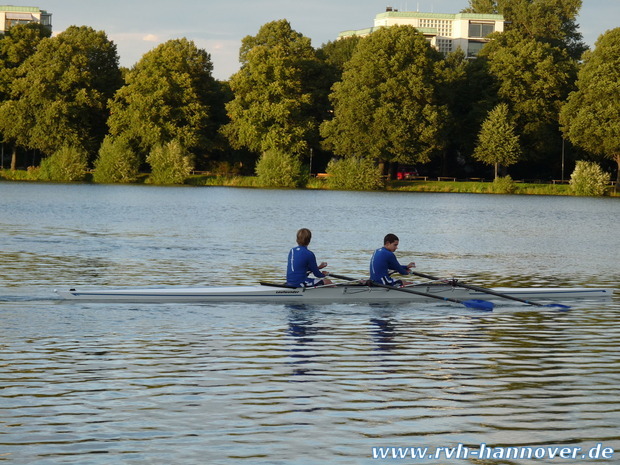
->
xmin=285 ymin=304 xmax=322 ymax=376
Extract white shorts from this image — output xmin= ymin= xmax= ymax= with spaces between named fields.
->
xmin=301 ymin=277 xmax=325 ymax=288
xmin=379 ymin=276 xmax=403 ymax=287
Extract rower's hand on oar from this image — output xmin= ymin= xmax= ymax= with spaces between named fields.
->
xmin=318 ymin=261 xmax=328 ymax=269
xmin=406 ymin=262 xmax=416 ymax=271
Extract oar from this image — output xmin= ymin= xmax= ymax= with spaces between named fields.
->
xmin=329 ymin=274 xmax=494 ymax=311
xmin=409 ymin=271 xmax=570 ymax=309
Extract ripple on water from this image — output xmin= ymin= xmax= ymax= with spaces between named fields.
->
xmin=1 ymin=185 xmax=619 ymax=464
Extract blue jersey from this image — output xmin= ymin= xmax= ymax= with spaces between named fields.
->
xmin=287 ymin=246 xmax=323 ymax=287
xmin=370 ymin=247 xmax=409 ymax=282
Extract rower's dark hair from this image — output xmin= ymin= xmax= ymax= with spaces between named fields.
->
xmin=297 ymin=228 xmax=312 ymax=246
xmin=384 ymin=233 xmax=399 ymax=245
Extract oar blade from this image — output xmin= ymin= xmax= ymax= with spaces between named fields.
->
xmin=543 ymin=303 xmax=571 ymax=309
xmin=462 ymin=299 xmax=494 ymax=311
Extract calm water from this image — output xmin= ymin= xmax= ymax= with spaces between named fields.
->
xmin=1 ymin=182 xmax=619 ymax=464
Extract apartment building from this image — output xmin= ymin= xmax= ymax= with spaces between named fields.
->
xmin=339 ymin=7 xmax=504 ymax=57
xmin=0 ymin=5 xmax=52 ymax=33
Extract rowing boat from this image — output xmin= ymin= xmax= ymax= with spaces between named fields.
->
xmin=55 ymin=283 xmax=614 ymax=304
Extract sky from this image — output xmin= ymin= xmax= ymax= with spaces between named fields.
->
xmin=19 ymin=0 xmax=620 ymax=80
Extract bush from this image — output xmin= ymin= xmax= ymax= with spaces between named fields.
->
xmin=570 ymin=161 xmax=611 ymax=196
xmin=39 ymin=146 xmax=88 ymax=182
xmin=93 ymin=136 xmax=141 ymax=183
xmin=146 ymin=139 xmax=194 ymax=185
xmin=0 ymin=166 xmax=40 ymax=181
xmin=491 ymin=175 xmax=516 ymax=194
xmin=326 ymin=157 xmax=384 ymax=190
xmin=255 ymin=149 xmax=306 ymax=188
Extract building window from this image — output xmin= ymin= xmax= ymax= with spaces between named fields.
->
xmin=468 ymin=22 xmax=495 ymax=38
xmin=467 ymin=40 xmax=486 ymax=57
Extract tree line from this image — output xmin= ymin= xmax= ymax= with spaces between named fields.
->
xmin=0 ymin=0 xmax=618 ymax=190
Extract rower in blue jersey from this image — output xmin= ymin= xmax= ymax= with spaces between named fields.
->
xmin=286 ymin=228 xmax=333 ymax=288
xmin=370 ymin=233 xmax=416 ymax=286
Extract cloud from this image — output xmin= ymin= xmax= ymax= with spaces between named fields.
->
xmin=142 ymin=34 xmax=159 ymax=43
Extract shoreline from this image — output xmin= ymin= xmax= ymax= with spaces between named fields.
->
xmin=1 ymin=170 xmax=618 ymax=197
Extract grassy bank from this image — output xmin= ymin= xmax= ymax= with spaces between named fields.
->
xmin=186 ymin=174 xmax=614 ymax=197
xmin=388 ymin=180 xmax=575 ymax=196
xmin=2 ymin=169 xmax=618 ymax=197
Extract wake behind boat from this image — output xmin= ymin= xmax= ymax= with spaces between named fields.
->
xmin=55 ymin=282 xmax=614 ymax=304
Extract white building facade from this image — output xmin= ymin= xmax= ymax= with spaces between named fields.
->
xmin=0 ymin=5 xmax=52 ymax=33
xmin=340 ymin=8 xmax=504 ymax=57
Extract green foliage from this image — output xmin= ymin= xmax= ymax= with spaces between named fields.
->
xmin=569 ymin=161 xmax=611 ymax=196
xmin=255 ymin=149 xmax=306 ymax=188
xmin=146 ymin=140 xmax=194 ymax=185
xmin=39 ymin=146 xmax=88 ymax=182
xmin=491 ymin=175 xmax=517 ymax=194
xmin=560 ymin=28 xmax=620 ymax=187
xmin=208 ymin=161 xmax=242 ymax=177
xmin=317 ymin=37 xmax=362 ymax=83
xmin=435 ymin=49 xmax=483 ymax=160
xmin=320 ymin=25 xmax=447 ymax=165
xmin=479 ymin=33 xmax=577 ymax=160
xmin=389 ymin=179 xmax=580 ymax=196
xmin=0 ymin=23 xmax=51 ymax=98
xmin=325 ymin=157 xmax=384 ymax=191
xmin=465 ymin=0 xmax=586 ymax=58
xmin=0 ymin=26 xmax=122 ymax=157
xmin=500 ymin=0 xmax=586 ymax=58
xmin=0 ymin=166 xmax=40 ymax=181
xmin=473 ymin=103 xmax=521 ymax=177
xmin=222 ymin=20 xmax=324 ymax=158
xmin=462 ymin=0 xmax=500 ymax=14
xmin=93 ymin=136 xmax=140 ymax=183
xmin=108 ymin=38 xmax=219 ymax=163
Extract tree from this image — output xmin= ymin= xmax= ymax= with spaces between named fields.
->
xmin=0 ymin=23 xmax=51 ymax=169
xmin=222 ymin=20 xmax=321 ymax=165
xmin=108 ymin=38 xmax=220 ymax=164
xmin=0 ymin=26 xmax=122 ymax=159
xmin=501 ymin=0 xmax=586 ymax=59
xmin=317 ymin=36 xmax=361 ymax=83
xmin=0 ymin=23 xmax=51 ymax=97
xmin=320 ymin=26 xmax=447 ymax=172
xmin=464 ymin=0 xmax=586 ymax=58
xmin=473 ymin=103 xmax=521 ymax=178
xmin=435 ymin=49 xmax=482 ymax=176
xmin=560 ymin=28 xmax=620 ymax=190
xmin=462 ymin=0 xmax=500 ymax=14
xmin=478 ymin=33 xmax=577 ymax=173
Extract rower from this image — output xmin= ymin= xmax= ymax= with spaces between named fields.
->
xmin=286 ymin=228 xmax=333 ymax=288
xmin=370 ymin=233 xmax=415 ymax=287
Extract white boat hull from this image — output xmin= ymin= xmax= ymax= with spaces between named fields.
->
xmin=55 ymin=284 xmax=614 ymax=304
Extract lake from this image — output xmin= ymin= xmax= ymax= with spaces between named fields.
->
xmin=1 ymin=182 xmax=618 ymax=464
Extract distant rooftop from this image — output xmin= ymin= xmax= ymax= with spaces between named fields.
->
xmin=0 ymin=5 xmax=48 ymax=13
xmin=375 ymin=11 xmax=504 ymax=21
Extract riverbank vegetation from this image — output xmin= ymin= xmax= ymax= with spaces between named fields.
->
xmin=6 ymin=167 xmax=616 ymax=197
xmin=0 ymin=0 xmax=618 ymax=196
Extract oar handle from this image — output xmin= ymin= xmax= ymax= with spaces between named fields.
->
xmin=330 ymin=273 xmax=362 ymax=282
xmin=410 ymin=270 xmax=443 ymax=281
